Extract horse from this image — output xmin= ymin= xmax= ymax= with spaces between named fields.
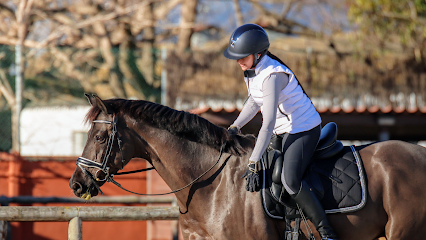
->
xmin=70 ymin=94 xmax=426 ymax=240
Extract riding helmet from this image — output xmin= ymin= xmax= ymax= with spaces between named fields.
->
xmin=223 ymin=23 xmax=270 ymax=65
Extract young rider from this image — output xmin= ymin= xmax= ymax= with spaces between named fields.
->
xmin=224 ymin=23 xmax=339 ymax=240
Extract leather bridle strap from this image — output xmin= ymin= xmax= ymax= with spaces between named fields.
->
xmin=113 ymin=167 xmax=155 ymax=176
xmin=107 ymin=141 xmax=227 ymax=196
xmin=77 ymin=156 xmax=155 ymax=176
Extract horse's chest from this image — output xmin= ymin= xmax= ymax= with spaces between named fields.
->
xmin=180 ymin=208 xmax=274 ymax=240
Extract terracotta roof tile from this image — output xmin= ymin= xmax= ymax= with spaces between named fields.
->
xmin=190 ymin=104 xmax=426 ymax=115
xmin=183 ymin=97 xmax=426 ymax=115
xmin=380 ymin=105 xmax=392 ymax=113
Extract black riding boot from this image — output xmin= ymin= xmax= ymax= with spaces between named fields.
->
xmin=292 ymin=181 xmax=340 ymax=240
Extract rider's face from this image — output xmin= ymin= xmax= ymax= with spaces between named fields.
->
xmin=236 ymin=55 xmax=254 ymax=71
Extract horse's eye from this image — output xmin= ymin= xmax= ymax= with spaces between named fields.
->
xmin=95 ymin=135 xmax=105 ymax=142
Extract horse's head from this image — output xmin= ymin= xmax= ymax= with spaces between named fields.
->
xmin=69 ymin=94 xmax=142 ymax=199
xmin=70 ymin=94 xmax=253 ymax=200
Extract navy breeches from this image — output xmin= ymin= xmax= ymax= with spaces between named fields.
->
xmin=274 ymin=125 xmax=321 ymax=195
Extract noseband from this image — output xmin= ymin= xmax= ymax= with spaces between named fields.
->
xmin=76 ymin=115 xmax=226 ymax=196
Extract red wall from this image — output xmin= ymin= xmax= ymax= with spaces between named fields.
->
xmin=0 ymin=152 xmax=149 ymax=240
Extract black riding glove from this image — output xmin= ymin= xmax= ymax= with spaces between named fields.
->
xmin=228 ymin=125 xmax=241 ymax=135
xmin=241 ymin=161 xmax=261 ymax=192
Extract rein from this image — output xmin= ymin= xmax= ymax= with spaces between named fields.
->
xmin=109 ymin=142 xmax=226 ymax=196
xmin=76 ymin=115 xmax=227 ymax=196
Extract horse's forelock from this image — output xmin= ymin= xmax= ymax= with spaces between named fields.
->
xmin=84 ymin=106 xmax=101 ymax=124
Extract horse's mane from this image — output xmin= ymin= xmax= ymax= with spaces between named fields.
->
xmin=85 ymin=98 xmax=251 ymax=156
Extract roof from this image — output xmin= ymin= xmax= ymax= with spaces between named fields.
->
xmin=316 ymin=105 xmax=426 ymax=114
xmin=187 ymin=97 xmax=426 ymax=115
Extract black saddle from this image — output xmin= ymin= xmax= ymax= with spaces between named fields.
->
xmin=260 ymin=122 xmax=367 ymax=221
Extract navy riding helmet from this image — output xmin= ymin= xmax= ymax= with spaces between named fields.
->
xmin=223 ymin=23 xmax=270 ymax=68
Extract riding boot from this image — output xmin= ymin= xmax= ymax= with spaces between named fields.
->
xmin=292 ymin=181 xmax=340 ymax=240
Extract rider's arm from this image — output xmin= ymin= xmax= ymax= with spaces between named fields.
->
xmin=249 ymin=72 xmax=289 ymax=162
xmin=231 ymin=95 xmax=260 ymax=130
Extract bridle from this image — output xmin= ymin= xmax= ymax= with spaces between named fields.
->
xmin=76 ymin=115 xmax=226 ymax=196
xmin=76 ymin=115 xmax=154 ymax=195
xmin=77 ymin=116 xmax=122 ymax=179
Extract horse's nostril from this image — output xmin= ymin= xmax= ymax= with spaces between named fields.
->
xmin=72 ymin=182 xmax=83 ymax=194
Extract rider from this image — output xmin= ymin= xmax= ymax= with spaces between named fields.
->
xmin=224 ymin=23 xmax=339 ymax=240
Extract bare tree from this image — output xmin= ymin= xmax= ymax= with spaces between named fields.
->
xmin=0 ymin=0 xmax=179 ymax=152
xmin=0 ymin=0 xmax=363 ymax=108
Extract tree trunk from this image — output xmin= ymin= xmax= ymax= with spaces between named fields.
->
xmin=177 ymin=0 xmax=197 ymax=52
xmin=140 ymin=3 xmax=155 ymax=85
xmin=12 ymin=0 xmax=34 ymax=153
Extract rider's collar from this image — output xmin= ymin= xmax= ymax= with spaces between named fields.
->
xmin=243 ymin=55 xmax=268 ymax=78
xmin=244 ymin=69 xmax=256 ymax=78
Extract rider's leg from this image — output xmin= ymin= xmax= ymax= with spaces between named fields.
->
xmin=280 ymin=125 xmax=339 ymax=240
xmin=293 ymin=180 xmax=338 ymax=240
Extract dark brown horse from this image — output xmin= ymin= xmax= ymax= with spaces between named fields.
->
xmin=70 ymin=95 xmax=426 ymax=240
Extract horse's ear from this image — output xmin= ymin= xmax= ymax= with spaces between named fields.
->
xmin=85 ymin=93 xmax=109 ymax=114
xmin=93 ymin=95 xmax=109 ymax=115
xmin=85 ymin=93 xmax=95 ymax=106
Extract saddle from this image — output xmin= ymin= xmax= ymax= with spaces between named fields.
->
xmin=260 ymin=122 xmax=368 ymax=221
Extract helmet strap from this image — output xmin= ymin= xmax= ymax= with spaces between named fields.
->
xmin=251 ymin=50 xmax=268 ymax=69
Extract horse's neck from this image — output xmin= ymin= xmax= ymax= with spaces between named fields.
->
xmin=135 ymin=126 xmax=263 ymax=233
xmin=135 ymin=126 xmax=216 ymax=193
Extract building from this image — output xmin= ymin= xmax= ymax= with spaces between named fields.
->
xmin=20 ymin=105 xmax=91 ymax=156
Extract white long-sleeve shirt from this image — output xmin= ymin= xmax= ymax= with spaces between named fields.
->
xmin=232 ymin=55 xmax=321 ymax=162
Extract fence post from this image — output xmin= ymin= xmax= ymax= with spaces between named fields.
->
xmin=0 ymin=221 xmax=7 ymax=240
xmin=68 ymin=217 xmax=82 ymax=240
xmin=172 ymin=198 xmax=179 ymax=240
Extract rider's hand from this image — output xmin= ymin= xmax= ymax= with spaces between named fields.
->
xmin=228 ymin=125 xmax=241 ymax=135
xmin=241 ymin=161 xmax=261 ymax=192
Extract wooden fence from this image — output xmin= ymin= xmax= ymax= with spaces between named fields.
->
xmin=0 ymin=196 xmax=179 ymax=240
xmin=0 ymin=206 xmax=179 ymax=240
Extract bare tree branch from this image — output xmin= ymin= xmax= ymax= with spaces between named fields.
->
xmin=247 ymin=0 xmax=325 ymax=38
xmin=32 ymin=0 xmax=158 ymax=50
xmin=0 ymin=70 xmax=15 ymax=106
xmin=0 ymin=36 xmax=40 ymax=47
xmin=0 ymin=3 xmax=14 ymax=16
xmin=380 ymin=11 xmax=426 ymax=24
xmin=280 ymin=0 xmax=295 ymax=18
xmin=233 ymin=0 xmax=243 ymax=26
xmin=154 ymin=0 xmax=182 ymax=19
xmin=48 ymin=47 xmax=95 ymax=93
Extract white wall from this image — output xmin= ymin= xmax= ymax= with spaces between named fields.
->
xmin=20 ymin=106 xmax=91 ymax=156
